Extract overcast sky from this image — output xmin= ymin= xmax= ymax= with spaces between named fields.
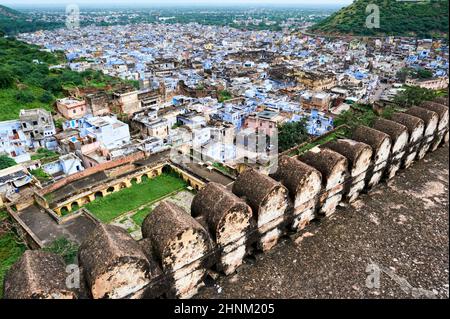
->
xmin=4 ymin=0 xmax=353 ymax=8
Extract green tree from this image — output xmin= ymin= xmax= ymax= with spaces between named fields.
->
xmin=30 ymin=168 xmax=51 ymax=182
xmin=60 ymin=71 xmax=83 ymax=86
xmin=396 ymin=68 xmax=410 ymax=83
xmin=39 ymin=91 xmax=54 ymax=104
xmin=0 ymin=156 xmax=16 ymax=170
xmin=15 ymin=91 xmax=34 ymax=103
xmin=278 ymin=119 xmax=309 ymax=152
xmin=0 ymin=68 xmax=14 ymax=89
xmin=393 ymin=86 xmax=439 ymax=108
xmin=334 ymin=104 xmax=377 ymax=133
xmin=415 ymin=68 xmax=433 ymax=79
xmin=42 ymin=77 xmax=62 ymax=94
xmin=218 ymin=90 xmax=233 ymax=103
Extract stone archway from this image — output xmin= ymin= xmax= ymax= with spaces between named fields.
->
xmin=71 ymin=202 xmax=80 ymax=212
xmin=107 ymin=186 xmax=115 ymax=193
xmin=60 ymin=206 xmax=70 ymax=216
xmin=94 ymin=191 xmax=103 ymax=199
xmin=162 ymin=165 xmax=172 ymax=174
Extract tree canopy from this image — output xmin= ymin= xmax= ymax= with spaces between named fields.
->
xmin=310 ymin=0 xmax=449 ymax=38
xmin=278 ymin=118 xmax=309 ymax=152
xmin=0 ymin=156 xmax=16 ymax=170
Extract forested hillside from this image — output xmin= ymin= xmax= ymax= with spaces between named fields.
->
xmin=310 ymin=0 xmax=449 ymax=38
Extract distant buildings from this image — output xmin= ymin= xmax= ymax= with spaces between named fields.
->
xmin=244 ymin=110 xmax=285 ymax=137
xmin=5 ymin=20 xmax=446 ymax=182
xmin=42 ymin=153 xmax=85 ymax=177
xmin=57 ymin=98 xmax=87 ymax=120
xmin=405 ymin=77 xmax=449 ymax=90
xmin=0 ymin=120 xmax=31 ymax=163
xmin=80 ymin=116 xmax=131 ymax=150
xmin=301 ymin=92 xmax=331 ymax=112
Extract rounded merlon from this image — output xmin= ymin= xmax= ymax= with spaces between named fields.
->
xmin=372 ymin=117 xmax=409 ymax=155
xmin=420 ymin=101 xmax=449 ymax=131
xmin=141 ymin=201 xmax=212 ymax=271
xmin=232 ymin=168 xmax=289 ymax=224
xmin=323 ymin=139 xmax=373 ymax=177
xmin=298 ymin=147 xmax=348 ymax=190
xmin=191 ymin=182 xmax=253 ymax=245
xmin=353 ymin=126 xmax=391 ymax=158
xmin=78 ymin=223 xmax=152 ymax=299
xmin=390 ymin=112 xmax=425 ymax=143
xmin=3 ymin=250 xmax=77 ymax=299
xmin=272 ymin=155 xmax=322 ymax=206
xmin=405 ymin=106 xmax=439 ymax=137
xmin=434 ymin=96 xmax=449 ymax=107
xmin=137 ymin=238 xmax=164 ymax=279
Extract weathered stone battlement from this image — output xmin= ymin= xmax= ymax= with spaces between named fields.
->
xmin=3 ymin=99 xmax=449 ymax=299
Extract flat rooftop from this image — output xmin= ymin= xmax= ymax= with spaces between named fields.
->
xmin=17 ymin=205 xmax=97 ymax=246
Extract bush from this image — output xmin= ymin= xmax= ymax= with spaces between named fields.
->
xmin=0 ymin=68 xmax=15 ymax=89
xmin=15 ymin=91 xmax=35 ymax=103
xmin=42 ymin=77 xmax=62 ymax=94
xmin=278 ymin=118 xmax=309 ymax=152
xmin=0 ymin=156 xmax=16 ymax=170
xmin=30 ymin=168 xmax=51 ymax=182
xmin=39 ymin=91 xmax=54 ymax=104
xmin=43 ymin=238 xmax=79 ymax=264
xmin=334 ymin=104 xmax=377 ymax=133
xmin=393 ymin=86 xmax=441 ymax=109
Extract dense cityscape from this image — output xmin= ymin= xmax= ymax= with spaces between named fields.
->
xmin=0 ymin=0 xmax=448 ymax=303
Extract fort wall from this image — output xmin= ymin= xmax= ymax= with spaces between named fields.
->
xmin=3 ymin=99 xmax=449 ymax=299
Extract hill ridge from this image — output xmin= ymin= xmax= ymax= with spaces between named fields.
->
xmin=310 ymin=0 xmax=449 ymax=38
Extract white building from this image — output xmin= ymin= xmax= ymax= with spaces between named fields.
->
xmin=80 ymin=116 xmax=131 ymax=150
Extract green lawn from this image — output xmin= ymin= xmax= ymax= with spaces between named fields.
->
xmin=0 ymin=210 xmax=27 ymax=299
xmin=84 ymin=173 xmax=187 ymax=223
xmin=31 ymin=148 xmax=59 ymax=161
xmin=131 ymin=207 xmax=153 ymax=226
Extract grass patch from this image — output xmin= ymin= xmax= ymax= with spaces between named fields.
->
xmin=296 ymin=127 xmax=349 ymax=156
xmin=30 ymin=168 xmax=52 ymax=182
xmin=212 ymin=162 xmax=233 ymax=175
xmin=218 ymin=90 xmax=233 ymax=103
xmin=131 ymin=207 xmax=153 ymax=226
xmin=31 ymin=148 xmax=59 ymax=161
xmin=43 ymin=237 xmax=79 ymax=264
xmin=84 ymin=173 xmax=187 ymax=223
xmin=0 ymin=86 xmax=53 ymax=121
xmin=0 ymin=210 xmax=27 ymax=299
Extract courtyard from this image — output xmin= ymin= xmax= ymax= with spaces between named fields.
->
xmin=83 ymin=172 xmax=189 ymax=223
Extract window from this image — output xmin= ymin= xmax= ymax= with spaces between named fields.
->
xmin=33 ymin=121 xmax=38 ymax=125
xmin=73 ymin=110 xmax=76 ymax=114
